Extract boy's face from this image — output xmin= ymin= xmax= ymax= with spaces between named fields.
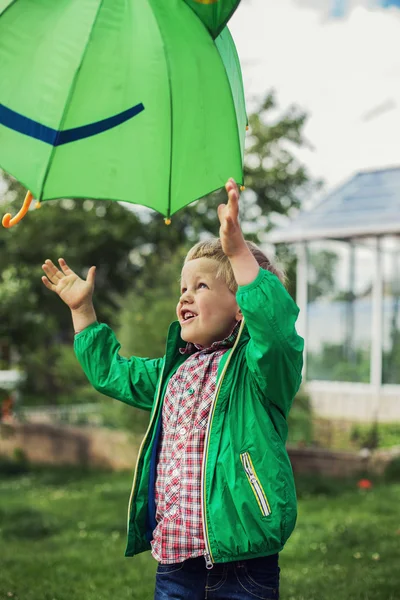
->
xmin=177 ymin=257 xmax=241 ymax=348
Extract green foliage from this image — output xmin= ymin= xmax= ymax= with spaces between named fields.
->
xmin=275 ymin=240 xmax=340 ymax=304
xmin=0 ymin=194 xmax=144 ymax=342
xmin=294 ymin=474 xmax=356 ymax=498
xmin=97 ymin=400 xmax=150 ymax=436
xmin=244 ymin=93 xmax=318 ymax=220
xmin=308 ymin=342 xmax=370 ymax=383
xmin=383 ymin=329 xmax=400 ymax=384
xmin=0 ymin=187 xmax=146 ymax=404
xmin=0 ymin=387 xmax=10 ymax=403
xmin=307 ymin=249 xmax=338 ymax=302
xmin=0 ymin=452 xmax=29 ymax=476
xmin=117 ymin=246 xmax=187 ymax=359
xmin=19 ymin=343 xmax=105 ymax=406
xmin=287 ymin=387 xmax=314 ymax=446
xmin=350 ymin=422 xmax=380 ymax=450
xmin=275 ymin=243 xmax=297 ymax=299
xmin=350 ymin=422 xmax=400 ymax=451
xmin=384 ymin=456 xmax=400 ymax=482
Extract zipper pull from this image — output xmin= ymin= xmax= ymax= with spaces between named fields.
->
xmin=204 ymin=551 xmax=214 ymax=570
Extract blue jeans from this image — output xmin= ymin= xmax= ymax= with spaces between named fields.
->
xmin=154 ymin=554 xmax=280 ymax=600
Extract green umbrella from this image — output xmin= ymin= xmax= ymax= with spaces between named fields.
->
xmin=0 ymin=0 xmax=246 ymax=227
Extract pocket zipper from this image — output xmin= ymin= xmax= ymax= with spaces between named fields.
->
xmin=240 ymin=452 xmax=271 ymax=517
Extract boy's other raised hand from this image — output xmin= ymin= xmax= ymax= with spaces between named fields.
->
xmin=42 ymin=258 xmax=96 ymax=312
xmin=218 ymin=178 xmax=247 ymax=258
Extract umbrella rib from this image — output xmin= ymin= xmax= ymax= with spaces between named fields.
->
xmin=0 ymin=0 xmax=18 ymax=18
xmin=39 ymin=0 xmax=106 ymax=200
xmin=215 ymin=28 xmax=244 ymax=185
xmin=147 ymin=0 xmax=173 ymax=220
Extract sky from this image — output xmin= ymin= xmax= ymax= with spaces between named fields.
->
xmin=229 ymin=0 xmax=400 ymax=196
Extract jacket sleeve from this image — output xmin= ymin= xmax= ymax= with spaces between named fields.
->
xmin=74 ymin=322 xmax=164 ymax=412
xmin=236 ymin=268 xmax=304 ymax=417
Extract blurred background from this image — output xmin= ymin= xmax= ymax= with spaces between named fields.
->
xmin=1 ymin=1 xmax=399 ymax=599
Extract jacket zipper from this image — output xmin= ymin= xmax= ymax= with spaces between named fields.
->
xmin=201 ymin=319 xmax=245 ymax=569
xmin=240 ymin=451 xmax=271 ymax=517
xmin=126 ymin=362 xmax=166 ymax=534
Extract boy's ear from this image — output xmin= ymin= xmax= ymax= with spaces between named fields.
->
xmin=235 ymin=307 xmax=243 ymax=321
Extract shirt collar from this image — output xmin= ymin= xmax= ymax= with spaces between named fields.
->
xmin=180 ymin=320 xmax=241 ymax=355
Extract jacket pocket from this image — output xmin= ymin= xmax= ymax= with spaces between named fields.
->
xmin=240 ymin=452 xmax=271 ymax=517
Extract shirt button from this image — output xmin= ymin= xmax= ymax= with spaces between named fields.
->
xmin=188 ymin=388 xmax=194 ymax=395
xmin=179 ymin=427 xmax=187 ymax=436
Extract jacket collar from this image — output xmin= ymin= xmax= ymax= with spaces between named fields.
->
xmin=165 ymin=319 xmax=249 ymax=359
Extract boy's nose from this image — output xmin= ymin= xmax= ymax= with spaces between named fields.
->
xmin=180 ymin=290 xmax=194 ymax=304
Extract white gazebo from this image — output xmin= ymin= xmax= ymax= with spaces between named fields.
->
xmin=271 ymin=166 xmax=400 ymax=422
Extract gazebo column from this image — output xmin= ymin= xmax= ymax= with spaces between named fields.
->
xmin=296 ymin=242 xmax=308 ymax=378
xmin=370 ymin=238 xmax=383 ymax=410
xmin=345 ymin=242 xmax=356 ymax=363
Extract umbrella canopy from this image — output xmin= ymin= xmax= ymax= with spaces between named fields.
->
xmin=0 ymin=0 xmax=246 ymax=224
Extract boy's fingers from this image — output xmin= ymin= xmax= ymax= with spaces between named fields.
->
xmin=86 ymin=266 xmax=96 ymax=286
xmin=58 ymin=258 xmax=74 ymax=276
xmin=217 ymin=203 xmax=227 ymax=223
xmin=42 ymin=264 xmax=59 ymax=284
xmin=41 ymin=276 xmax=56 ymax=292
xmin=227 ymin=189 xmax=239 ymax=222
xmin=226 ymin=178 xmax=239 ymax=194
xmin=42 ymin=263 xmax=54 ymax=281
xmin=44 ymin=259 xmax=64 ymax=280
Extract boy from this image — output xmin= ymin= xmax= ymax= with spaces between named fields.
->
xmin=42 ymin=179 xmax=304 ymax=599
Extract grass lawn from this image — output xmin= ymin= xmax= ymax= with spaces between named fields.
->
xmin=0 ymin=466 xmax=399 ymax=600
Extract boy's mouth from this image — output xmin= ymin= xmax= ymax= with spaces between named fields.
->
xmin=181 ymin=310 xmax=197 ymax=324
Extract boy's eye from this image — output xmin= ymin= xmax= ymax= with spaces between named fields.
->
xmin=198 ymin=282 xmax=208 ymax=289
xmin=181 ymin=288 xmax=187 ymax=294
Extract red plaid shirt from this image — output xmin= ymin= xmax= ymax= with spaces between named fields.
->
xmin=151 ymin=322 xmax=240 ymax=564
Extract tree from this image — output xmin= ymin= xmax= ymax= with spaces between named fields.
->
xmin=0 ymin=178 xmax=146 ymax=403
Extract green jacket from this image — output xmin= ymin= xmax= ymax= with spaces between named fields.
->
xmin=74 ymin=268 xmax=304 ymax=563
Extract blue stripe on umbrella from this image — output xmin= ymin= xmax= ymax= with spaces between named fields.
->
xmin=0 ymin=102 xmax=145 ymax=146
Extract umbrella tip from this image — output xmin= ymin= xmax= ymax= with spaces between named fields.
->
xmin=240 ymin=185 xmax=246 ymax=192
xmin=164 ymin=218 xmax=171 ymax=226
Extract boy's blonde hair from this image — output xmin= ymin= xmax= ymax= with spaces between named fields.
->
xmin=184 ymin=238 xmax=285 ymax=294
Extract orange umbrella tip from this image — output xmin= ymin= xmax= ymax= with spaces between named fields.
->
xmin=164 ymin=218 xmax=171 ymax=226
xmin=240 ymin=185 xmax=246 ymax=192
xmin=2 ymin=213 xmax=12 ymax=228
xmin=2 ymin=190 xmax=34 ymax=228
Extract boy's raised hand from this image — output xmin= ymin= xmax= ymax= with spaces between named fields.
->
xmin=218 ymin=178 xmax=247 ymax=258
xmin=42 ymin=258 xmax=96 ymax=311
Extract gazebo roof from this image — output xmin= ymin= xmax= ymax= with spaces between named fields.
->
xmin=270 ymin=166 xmax=400 ymax=244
